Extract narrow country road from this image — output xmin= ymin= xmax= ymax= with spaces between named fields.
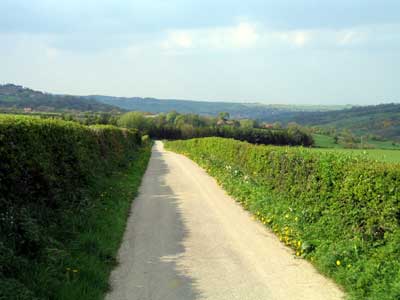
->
xmin=106 ymin=141 xmax=345 ymax=300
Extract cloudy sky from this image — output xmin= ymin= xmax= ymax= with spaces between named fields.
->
xmin=0 ymin=0 xmax=399 ymax=104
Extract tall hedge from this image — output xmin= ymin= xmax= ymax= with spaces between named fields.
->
xmin=148 ymin=125 xmax=314 ymax=146
xmin=0 ymin=115 xmax=141 ymax=297
xmin=166 ymin=137 xmax=400 ymax=300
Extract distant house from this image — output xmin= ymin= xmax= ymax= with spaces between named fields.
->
xmin=263 ymin=123 xmax=274 ymax=129
xmin=24 ymin=107 xmax=32 ymax=113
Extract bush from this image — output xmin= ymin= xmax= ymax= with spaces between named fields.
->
xmin=0 ymin=115 xmax=141 ymax=298
xmin=166 ymin=137 xmax=400 ymax=300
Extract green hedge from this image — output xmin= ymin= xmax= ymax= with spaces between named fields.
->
xmin=165 ymin=137 xmax=400 ymax=300
xmin=0 ymin=115 xmax=141 ymax=298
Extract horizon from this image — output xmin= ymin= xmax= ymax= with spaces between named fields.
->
xmin=1 ymin=1 xmax=399 ymax=105
xmin=1 ymin=81 xmax=397 ymax=107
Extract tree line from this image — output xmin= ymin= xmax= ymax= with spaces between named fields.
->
xmin=116 ymin=111 xmax=314 ymax=146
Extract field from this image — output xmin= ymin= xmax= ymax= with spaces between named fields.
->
xmin=313 ymin=133 xmax=400 ymax=150
xmin=312 ymin=148 xmax=400 ymax=163
xmin=166 ymin=137 xmax=400 ymax=300
xmin=312 ymin=133 xmax=400 ymax=163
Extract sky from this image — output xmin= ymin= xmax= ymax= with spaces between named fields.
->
xmin=0 ymin=0 xmax=399 ymax=105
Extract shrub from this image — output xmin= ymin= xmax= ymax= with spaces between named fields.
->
xmin=0 ymin=115 xmax=141 ymax=298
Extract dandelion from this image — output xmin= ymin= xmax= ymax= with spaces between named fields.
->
xmin=296 ymin=251 xmax=300 ymax=256
xmin=336 ymin=260 xmax=341 ymax=266
xmin=297 ymin=241 xmax=301 ymax=248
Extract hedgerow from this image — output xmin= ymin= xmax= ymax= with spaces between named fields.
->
xmin=0 ymin=115 xmax=142 ymax=299
xmin=148 ymin=125 xmax=314 ymax=146
xmin=165 ymin=137 xmax=400 ymax=300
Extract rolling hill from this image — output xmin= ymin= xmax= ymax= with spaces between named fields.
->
xmin=1 ymin=83 xmax=398 ymax=140
xmin=0 ymin=84 xmax=121 ymax=112
xmin=91 ymin=95 xmax=399 ymax=140
xmin=289 ymin=103 xmax=400 ymax=140
xmin=89 ymin=95 xmax=345 ymax=119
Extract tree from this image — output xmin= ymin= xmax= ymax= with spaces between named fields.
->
xmin=218 ymin=112 xmax=230 ymax=121
xmin=166 ymin=111 xmax=178 ymax=124
xmin=117 ymin=111 xmax=149 ymax=132
xmin=338 ymin=129 xmax=358 ymax=148
xmin=272 ymin=122 xmax=282 ymax=129
xmin=239 ymin=119 xmax=256 ymax=129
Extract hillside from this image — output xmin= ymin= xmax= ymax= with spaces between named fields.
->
xmin=93 ymin=94 xmax=400 ymax=140
xmin=89 ymin=95 xmax=345 ymax=119
xmin=290 ymin=103 xmax=400 ymax=140
xmin=2 ymin=84 xmax=398 ymax=140
xmin=0 ymin=84 xmax=121 ymax=112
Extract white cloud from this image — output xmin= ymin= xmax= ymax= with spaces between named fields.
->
xmin=160 ymin=22 xmax=374 ymax=52
xmin=161 ymin=22 xmax=260 ymax=51
xmin=162 ymin=31 xmax=193 ymax=49
xmin=231 ymin=23 xmax=259 ymax=47
xmin=336 ymin=30 xmax=368 ymax=46
xmin=276 ymin=31 xmax=312 ymax=47
xmin=292 ymin=31 xmax=311 ymax=46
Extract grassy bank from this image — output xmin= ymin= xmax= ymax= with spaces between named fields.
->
xmin=54 ymin=144 xmax=151 ymax=299
xmin=166 ymin=138 xmax=400 ymax=300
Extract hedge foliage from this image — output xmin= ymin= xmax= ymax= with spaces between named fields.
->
xmin=0 ymin=115 xmax=141 ymax=298
xmin=166 ymin=137 xmax=400 ymax=300
xmin=149 ymin=125 xmax=314 ymax=146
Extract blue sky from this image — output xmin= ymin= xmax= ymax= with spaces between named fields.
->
xmin=0 ymin=0 xmax=399 ymax=104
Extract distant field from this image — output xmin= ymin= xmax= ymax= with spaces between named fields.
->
xmin=312 ymin=134 xmax=342 ymax=148
xmin=313 ymin=133 xmax=400 ymax=150
xmin=311 ymin=148 xmax=400 ymax=163
xmin=311 ymin=134 xmax=400 ymax=163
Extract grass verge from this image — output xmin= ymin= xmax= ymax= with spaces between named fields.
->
xmin=55 ymin=144 xmax=151 ymax=300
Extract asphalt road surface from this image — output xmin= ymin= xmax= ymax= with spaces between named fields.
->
xmin=106 ymin=141 xmax=345 ymax=300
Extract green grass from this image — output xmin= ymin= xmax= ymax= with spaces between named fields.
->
xmin=312 ymin=134 xmax=342 ymax=148
xmin=313 ymin=133 xmax=400 ymax=150
xmin=367 ymin=139 xmax=400 ymax=150
xmin=311 ymin=148 xmax=400 ymax=163
xmin=312 ymin=133 xmax=400 ymax=163
xmin=55 ymin=144 xmax=151 ymax=300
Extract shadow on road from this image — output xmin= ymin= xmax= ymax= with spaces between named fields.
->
xmin=107 ymin=143 xmax=203 ymax=300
